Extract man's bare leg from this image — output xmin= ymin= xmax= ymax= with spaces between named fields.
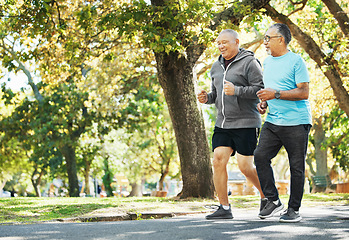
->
xmin=236 ymin=153 xmax=265 ymax=198
xmin=212 ymin=147 xmax=233 ymax=206
xmin=206 ymin=146 xmax=234 ymax=219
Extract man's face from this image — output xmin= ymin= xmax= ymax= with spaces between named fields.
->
xmin=216 ymin=32 xmax=239 ymax=60
xmin=264 ymin=27 xmax=283 ymax=56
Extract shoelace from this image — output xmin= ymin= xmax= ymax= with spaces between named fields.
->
xmin=281 ymin=209 xmax=289 ymax=215
xmin=204 ymin=204 xmax=221 ymax=210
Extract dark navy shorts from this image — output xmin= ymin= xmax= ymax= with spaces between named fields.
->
xmin=212 ymin=126 xmax=259 ymax=156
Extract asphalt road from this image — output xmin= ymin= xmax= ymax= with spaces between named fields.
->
xmin=1 ymin=205 xmax=349 ymax=240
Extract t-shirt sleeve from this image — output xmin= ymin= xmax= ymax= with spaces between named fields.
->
xmin=295 ymin=57 xmax=310 ymax=84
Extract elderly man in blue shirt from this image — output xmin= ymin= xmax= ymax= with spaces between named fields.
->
xmin=255 ymin=23 xmax=312 ymax=223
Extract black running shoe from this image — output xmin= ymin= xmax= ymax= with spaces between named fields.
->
xmin=279 ymin=208 xmax=302 ymax=223
xmin=260 ymin=198 xmax=268 ymax=212
xmin=258 ymin=199 xmax=284 ymax=219
xmin=205 ymin=204 xmax=233 ymax=220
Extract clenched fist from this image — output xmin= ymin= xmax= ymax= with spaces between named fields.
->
xmin=224 ymin=80 xmax=235 ymax=95
xmin=257 ymin=101 xmax=268 ymax=114
xmin=197 ymin=90 xmax=208 ymax=103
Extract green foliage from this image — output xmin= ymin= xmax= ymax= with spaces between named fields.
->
xmin=325 ymin=107 xmax=349 ymax=171
xmin=1 ymin=81 xmax=94 ymax=144
xmin=0 ymin=80 xmax=99 ymax=190
xmin=110 ymin=71 xmax=179 ymax=184
xmin=309 ymin=105 xmax=349 ymax=172
xmin=100 ymin=0 xmax=216 ymax=53
xmin=0 ymin=83 xmax=15 ymax=104
xmin=102 ymin=158 xmax=114 ymax=197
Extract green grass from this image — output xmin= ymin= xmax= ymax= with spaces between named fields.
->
xmin=0 ymin=193 xmax=348 ymax=224
xmin=0 ymin=197 xmax=115 ymax=223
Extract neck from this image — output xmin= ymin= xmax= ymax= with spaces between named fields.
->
xmin=273 ymin=48 xmax=289 ymax=57
xmin=224 ymin=49 xmax=239 ymax=60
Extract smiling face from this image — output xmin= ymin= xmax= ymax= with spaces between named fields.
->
xmin=264 ymin=27 xmax=287 ymax=57
xmin=216 ymin=32 xmax=239 ymax=60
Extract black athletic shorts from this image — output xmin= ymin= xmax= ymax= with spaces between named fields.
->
xmin=212 ymin=126 xmax=259 ymax=156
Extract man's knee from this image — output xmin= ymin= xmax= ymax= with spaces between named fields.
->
xmin=212 ymin=156 xmax=227 ymax=169
xmin=253 ymin=148 xmax=263 ymax=164
xmin=289 ymin=165 xmax=305 ymax=177
xmin=212 ymin=147 xmax=231 ymax=169
xmin=212 ymin=151 xmax=229 ymax=169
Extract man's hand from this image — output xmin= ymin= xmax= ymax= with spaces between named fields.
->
xmin=257 ymin=101 xmax=268 ymax=114
xmin=224 ymin=80 xmax=235 ymax=95
xmin=256 ymin=88 xmax=276 ymax=101
xmin=197 ymin=90 xmax=208 ymax=103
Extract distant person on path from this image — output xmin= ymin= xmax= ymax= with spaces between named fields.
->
xmin=197 ymin=29 xmax=265 ymax=220
xmin=255 ymin=23 xmax=312 ymax=223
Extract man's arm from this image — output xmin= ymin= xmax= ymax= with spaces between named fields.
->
xmin=256 ymin=82 xmax=309 ymax=101
xmin=206 ymin=78 xmax=217 ymax=104
xmin=233 ymin=59 xmax=264 ymax=99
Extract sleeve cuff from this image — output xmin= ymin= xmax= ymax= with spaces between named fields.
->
xmin=234 ymin=86 xmax=241 ymax=96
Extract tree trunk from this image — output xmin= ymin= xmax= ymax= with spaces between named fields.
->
xmin=31 ymin=167 xmax=44 ymax=197
xmin=0 ymin=179 xmax=7 ymax=194
xmin=264 ymin=4 xmax=349 ymax=117
xmin=31 ymin=180 xmax=41 ymax=197
xmin=128 ymin=182 xmax=142 ymax=197
xmin=102 ymin=158 xmax=114 ymax=197
xmin=158 ymin=162 xmax=170 ymax=191
xmin=313 ymin=118 xmax=328 ymax=176
xmin=60 ymin=144 xmax=80 ymax=197
xmin=154 ymin=51 xmax=214 ymax=198
xmin=84 ymin=161 xmax=91 ymax=195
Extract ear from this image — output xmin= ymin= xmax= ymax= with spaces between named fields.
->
xmin=279 ymin=36 xmax=285 ymax=45
xmin=235 ymin=38 xmax=240 ymax=45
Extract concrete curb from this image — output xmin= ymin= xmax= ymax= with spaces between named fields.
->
xmin=57 ymin=211 xmax=208 ymax=223
xmin=0 ymin=211 xmax=210 ymax=225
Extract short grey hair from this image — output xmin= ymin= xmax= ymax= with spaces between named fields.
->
xmin=219 ymin=29 xmax=239 ymax=40
xmin=269 ymin=23 xmax=292 ymax=45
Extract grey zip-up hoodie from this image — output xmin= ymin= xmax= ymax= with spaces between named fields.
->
xmin=206 ymin=48 xmax=264 ymax=129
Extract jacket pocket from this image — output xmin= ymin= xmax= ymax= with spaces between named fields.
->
xmin=223 ymin=95 xmax=241 ymax=117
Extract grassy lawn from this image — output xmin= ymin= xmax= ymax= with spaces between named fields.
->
xmin=0 ymin=193 xmax=348 ymax=224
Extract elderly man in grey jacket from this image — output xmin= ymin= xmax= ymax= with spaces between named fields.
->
xmin=198 ymin=29 xmax=265 ymax=219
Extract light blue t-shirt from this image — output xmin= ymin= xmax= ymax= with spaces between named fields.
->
xmin=263 ymin=51 xmax=312 ymax=126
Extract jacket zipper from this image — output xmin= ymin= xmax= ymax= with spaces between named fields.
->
xmin=220 ymin=61 xmax=234 ymax=128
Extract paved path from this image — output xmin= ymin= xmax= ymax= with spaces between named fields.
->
xmin=1 ymin=205 xmax=349 ymax=240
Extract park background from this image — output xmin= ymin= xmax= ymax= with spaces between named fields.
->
xmin=0 ymin=0 xmax=348 ymax=200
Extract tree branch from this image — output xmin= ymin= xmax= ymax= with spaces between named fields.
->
xmin=321 ymin=0 xmax=349 ymax=36
xmin=328 ymin=132 xmax=348 ymax=148
xmin=287 ymin=0 xmax=308 ymax=16
xmin=306 ymin=155 xmax=316 ymax=176
xmin=210 ymin=0 xmax=270 ymax=31
xmin=0 ymin=41 xmax=43 ymax=102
